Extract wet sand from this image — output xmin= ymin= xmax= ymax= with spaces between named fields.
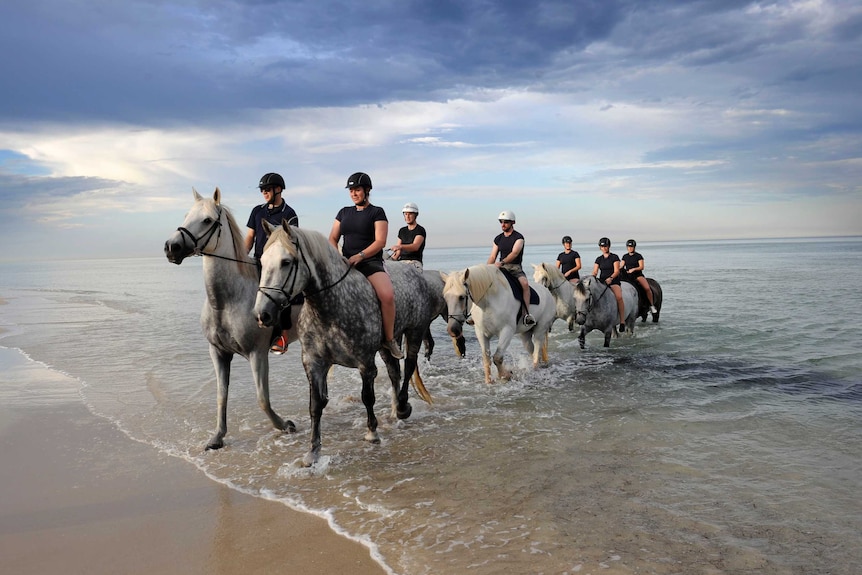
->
xmin=0 ymin=347 xmax=386 ymax=575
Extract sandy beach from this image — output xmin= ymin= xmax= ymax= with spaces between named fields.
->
xmin=0 ymin=346 xmax=385 ymax=575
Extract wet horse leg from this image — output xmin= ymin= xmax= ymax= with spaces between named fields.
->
xmin=206 ymin=345 xmax=231 ymax=450
xmin=360 ymin=362 xmax=381 ymax=444
xmin=249 ymin=350 xmax=296 ymax=435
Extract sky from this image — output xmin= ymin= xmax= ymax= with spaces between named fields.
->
xmin=1 ymin=0 xmax=861 ymax=262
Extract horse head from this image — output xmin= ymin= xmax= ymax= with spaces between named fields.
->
xmin=443 ymin=268 xmax=470 ymax=338
xmin=254 ymin=220 xmax=307 ymax=327
xmin=572 ymin=276 xmax=593 ymax=325
xmin=165 ymin=188 xmax=224 ymax=265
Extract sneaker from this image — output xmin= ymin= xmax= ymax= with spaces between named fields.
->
xmin=649 ymin=305 xmax=657 ymax=314
xmin=383 ymin=339 xmax=404 ymax=359
xmin=523 ymin=314 xmax=536 ymax=327
xmin=270 ymin=335 xmax=288 ymax=355
xmin=619 ymin=323 xmax=626 ymax=332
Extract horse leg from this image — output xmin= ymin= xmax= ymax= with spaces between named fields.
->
xmin=603 ymin=329 xmax=612 ymax=347
xmin=249 ymin=351 xmax=296 ymax=435
xmin=422 ymin=326 xmax=435 ymax=360
xmin=382 ymin=349 xmax=413 ymax=420
xmin=452 ymin=334 xmax=466 ymax=358
xmin=493 ymin=329 xmax=516 ymax=381
xmin=578 ymin=326 xmax=586 ymax=350
xmin=302 ymin=362 xmax=330 ymax=467
xmin=206 ymin=346 xmax=231 ymax=450
xmin=360 ymin=363 xmax=381 ymax=444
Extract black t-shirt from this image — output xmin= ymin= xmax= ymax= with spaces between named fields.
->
xmin=594 ymin=253 xmax=621 ymax=283
xmin=622 ymin=251 xmax=644 ymax=278
xmin=335 ymin=204 xmax=388 ymax=260
xmin=557 ymin=250 xmax=580 ymax=278
xmin=247 ymin=202 xmax=299 ymax=259
xmin=494 ymin=231 xmax=525 ymax=265
xmin=397 ymin=224 xmax=427 ymax=262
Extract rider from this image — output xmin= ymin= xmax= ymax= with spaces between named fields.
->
xmin=556 ymin=235 xmax=581 ymax=284
xmin=487 ymin=210 xmax=535 ymax=327
xmin=245 ymin=172 xmax=300 ymax=354
xmin=328 ymin=172 xmax=403 ymax=359
xmin=591 ymin=237 xmax=627 ymax=333
xmin=621 ymin=239 xmax=657 ymax=314
xmin=389 ymin=202 xmax=426 ymax=269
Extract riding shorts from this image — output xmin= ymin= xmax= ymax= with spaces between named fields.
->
xmin=355 ymin=258 xmax=386 ymax=277
xmin=501 ymin=263 xmax=526 ymax=279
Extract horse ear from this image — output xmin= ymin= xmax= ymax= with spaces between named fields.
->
xmin=213 ymin=187 xmax=221 ymax=205
xmin=281 ymin=219 xmax=294 ymax=238
xmin=464 ymin=267 xmax=470 ymax=280
xmin=262 ymin=219 xmax=276 ymax=237
xmin=193 ymin=188 xmax=203 ymax=202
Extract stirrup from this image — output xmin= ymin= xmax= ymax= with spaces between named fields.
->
xmin=523 ymin=313 xmax=536 ymax=327
xmin=270 ymin=335 xmax=288 ymax=355
xmin=383 ymin=339 xmax=404 ymax=359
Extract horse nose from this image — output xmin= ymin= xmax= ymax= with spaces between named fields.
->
xmin=257 ymin=309 xmax=274 ymax=327
xmin=447 ymin=319 xmax=462 ymax=338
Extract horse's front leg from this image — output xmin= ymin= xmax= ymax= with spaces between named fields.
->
xmin=302 ymin=362 xmax=330 ymax=467
xmin=359 ymin=362 xmax=381 ymax=444
xmin=249 ymin=350 xmax=296 ymax=435
xmin=476 ymin=333 xmax=494 ymax=384
xmin=603 ymin=328 xmax=612 ymax=347
xmin=493 ymin=328 xmax=516 ymax=381
xmin=578 ymin=326 xmax=586 ymax=350
xmin=206 ymin=346 xmax=232 ymax=450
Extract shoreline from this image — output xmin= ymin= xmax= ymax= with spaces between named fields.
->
xmin=0 ymin=345 xmax=386 ymax=575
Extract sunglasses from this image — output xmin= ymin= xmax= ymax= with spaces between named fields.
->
xmin=499 ymin=219 xmax=514 ymax=224
xmin=260 ymin=186 xmax=276 ymax=193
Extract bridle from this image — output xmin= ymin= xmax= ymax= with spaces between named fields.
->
xmin=576 ymin=277 xmax=612 ymax=319
xmin=176 ymin=207 xmax=222 ymax=255
xmin=447 ymin=280 xmax=475 ymax=325
xmin=176 ymin=207 xmax=256 ymax=266
xmin=257 ymin=233 xmax=353 ymax=313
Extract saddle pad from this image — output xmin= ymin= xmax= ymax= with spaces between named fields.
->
xmin=500 ymin=269 xmax=540 ymax=304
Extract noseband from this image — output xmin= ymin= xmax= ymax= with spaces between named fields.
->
xmin=577 ymin=278 xmax=612 ymax=318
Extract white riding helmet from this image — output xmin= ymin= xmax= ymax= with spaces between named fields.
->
xmin=498 ymin=210 xmax=516 ymax=222
xmin=402 ymin=202 xmax=419 ymax=214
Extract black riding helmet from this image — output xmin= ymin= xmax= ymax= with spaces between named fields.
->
xmin=345 ymin=172 xmax=373 ymax=191
xmin=598 ymin=237 xmax=611 ymax=247
xmin=258 ymin=172 xmax=285 ymax=190
xmin=626 ymin=239 xmax=637 ymax=247
xmin=562 ymin=235 xmax=572 ymax=244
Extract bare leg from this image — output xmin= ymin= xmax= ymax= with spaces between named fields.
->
xmin=637 ymin=276 xmax=654 ymax=305
xmin=367 ymin=271 xmax=397 ymax=341
xmin=611 ymin=284 xmax=625 ymax=325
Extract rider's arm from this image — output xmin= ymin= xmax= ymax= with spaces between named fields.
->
xmin=244 ymin=228 xmax=255 ymax=255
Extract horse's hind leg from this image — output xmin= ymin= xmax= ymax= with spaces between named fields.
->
xmin=422 ymin=327 xmax=435 ymax=360
xmin=360 ymin=363 xmax=381 ymax=444
xmin=302 ymin=363 xmax=331 ymax=467
xmin=206 ymin=346 xmax=231 ymax=450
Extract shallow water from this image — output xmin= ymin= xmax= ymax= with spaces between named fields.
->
xmin=1 ymin=237 xmax=861 ymax=574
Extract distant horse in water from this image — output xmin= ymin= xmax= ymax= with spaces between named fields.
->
xmin=164 ymin=188 xmax=299 ymax=450
xmin=532 ymin=263 xmax=579 ymax=331
xmin=620 ymin=272 xmax=664 ymax=323
xmin=571 ymin=275 xmax=638 ymax=349
xmin=444 ymin=264 xmax=555 ymax=384
xmin=254 ymin=222 xmax=437 ymax=466
xmin=421 ymin=268 xmax=467 ymax=359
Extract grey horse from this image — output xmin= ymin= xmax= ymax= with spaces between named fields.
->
xmin=164 ymin=188 xmax=299 ymax=450
xmin=254 ymin=222 xmax=437 ymax=466
xmin=572 ymin=275 xmax=638 ymax=348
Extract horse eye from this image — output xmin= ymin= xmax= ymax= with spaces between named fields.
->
xmin=202 ymin=217 xmax=212 ymax=224
xmin=281 ymin=258 xmax=291 ymax=267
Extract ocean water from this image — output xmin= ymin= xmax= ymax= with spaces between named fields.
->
xmin=1 ymin=237 xmax=861 ymax=574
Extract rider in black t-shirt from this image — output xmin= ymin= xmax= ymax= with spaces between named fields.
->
xmin=389 ymin=202 xmax=426 ymax=269
xmin=591 ymin=237 xmax=627 ymax=333
xmin=621 ymin=239 xmax=657 ymax=314
xmin=555 ymin=235 xmax=581 ymax=284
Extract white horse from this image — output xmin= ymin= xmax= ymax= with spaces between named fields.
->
xmin=164 ymin=188 xmax=300 ymax=450
xmin=532 ymin=263 xmax=579 ymax=331
xmin=443 ymin=264 xmax=555 ymax=384
xmin=572 ymin=275 xmax=638 ymax=349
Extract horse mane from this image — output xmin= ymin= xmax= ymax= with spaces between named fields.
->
xmin=266 ymin=224 xmax=343 ymax=286
xmin=199 ymin=195 xmax=257 ymax=280
xmin=463 ymin=264 xmax=501 ymax=303
xmin=574 ymin=275 xmax=592 ymax=297
xmin=539 ymin=263 xmax=566 ymax=285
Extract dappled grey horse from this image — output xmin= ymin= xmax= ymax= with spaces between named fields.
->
xmin=572 ymin=275 xmax=638 ymax=349
xmin=254 ymin=222 xmax=437 ymax=466
xmin=164 ymin=188 xmax=299 ymax=450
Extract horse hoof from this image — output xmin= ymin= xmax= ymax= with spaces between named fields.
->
xmin=365 ymin=430 xmax=381 ymax=444
xmin=283 ymin=419 xmax=297 ymax=433
xmin=205 ymin=438 xmax=225 ymax=451
xmin=397 ymin=403 xmax=413 ymax=420
xmin=301 ymin=452 xmax=318 ymax=468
